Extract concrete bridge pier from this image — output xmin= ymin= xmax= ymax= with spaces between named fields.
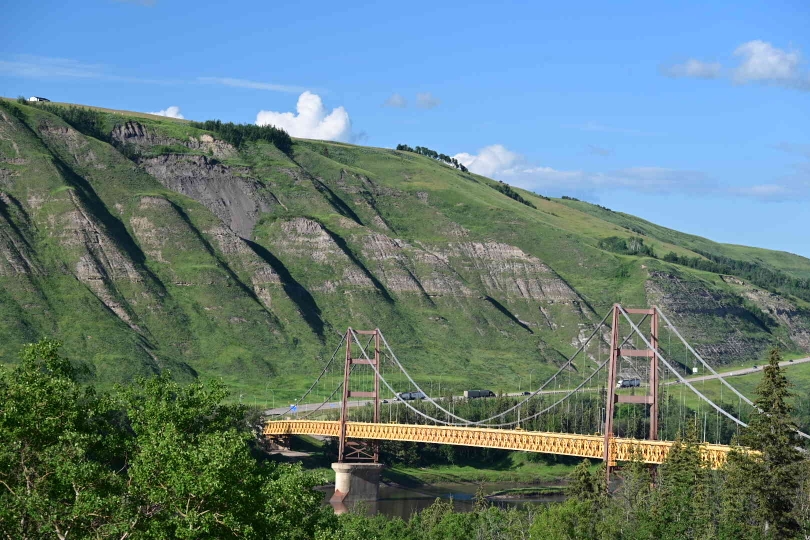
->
xmin=330 ymin=462 xmax=384 ymax=512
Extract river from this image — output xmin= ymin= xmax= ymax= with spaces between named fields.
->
xmin=320 ymin=482 xmax=567 ymax=518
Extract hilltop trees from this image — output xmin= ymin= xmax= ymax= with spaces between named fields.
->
xmin=190 ymin=119 xmax=293 ymax=155
xmin=396 ymin=143 xmax=468 ymax=172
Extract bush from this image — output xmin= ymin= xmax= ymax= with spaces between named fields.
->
xmin=597 ymin=236 xmax=656 ymax=258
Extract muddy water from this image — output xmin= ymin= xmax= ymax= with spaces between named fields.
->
xmin=320 ymin=482 xmax=566 ymax=518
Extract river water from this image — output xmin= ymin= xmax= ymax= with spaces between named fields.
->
xmin=320 ymin=482 xmax=566 ymax=518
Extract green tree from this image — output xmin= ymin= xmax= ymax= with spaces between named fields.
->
xmin=529 ymin=499 xmax=598 ymax=540
xmin=651 ymin=425 xmax=717 ymax=539
xmin=0 ymin=339 xmax=337 ymax=539
xmin=738 ymin=347 xmax=803 ymax=538
xmin=0 ymin=339 xmax=126 ymax=539
xmin=119 ymin=373 xmax=335 ymax=539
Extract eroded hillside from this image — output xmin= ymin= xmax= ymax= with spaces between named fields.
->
xmin=1 ymin=99 xmax=808 ymax=399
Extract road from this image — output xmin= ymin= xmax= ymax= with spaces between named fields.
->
xmin=665 ymin=356 xmax=810 ymax=385
xmin=265 ymin=357 xmax=810 ymax=417
xmin=265 ymin=388 xmax=581 ymax=417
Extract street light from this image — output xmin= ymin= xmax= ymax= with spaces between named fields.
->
xmin=265 ymin=382 xmax=275 ymax=410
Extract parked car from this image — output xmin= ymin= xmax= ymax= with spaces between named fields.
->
xmin=617 ymin=378 xmax=641 ymax=388
xmin=464 ymin=389 xmax=496 ymax=399
xmin=521 ymin=391 xmax=531 ymax=396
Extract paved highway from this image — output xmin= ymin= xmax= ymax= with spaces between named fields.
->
xmin=265 ymin=357 xmax=810 ymax=417
xmin=265 ymin=387 xmax=580 ymax=417
xmin=665 ymin=356 xmax=810 ymax=385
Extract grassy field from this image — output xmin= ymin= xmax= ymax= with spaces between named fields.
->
xmin=385 ymin=455 xmax=583 ymax=486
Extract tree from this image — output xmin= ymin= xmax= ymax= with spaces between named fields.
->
xmin=118 ymin=373 xmax=335 ymax=539
xmin=0 ymin=339 xmax=126 ymax=539
xmin=651 ymin=425 xmax=717 ymax=539
xmin=566 ymin=459 xmax=606 ymax=503
xmin=737 ymin=347 xmax=803 ymax=538
xmin=0 ymin=339 xmax=337 ymax=539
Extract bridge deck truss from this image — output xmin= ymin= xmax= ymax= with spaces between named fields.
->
xmin=264 ymin=420 xmax=733 ymax=468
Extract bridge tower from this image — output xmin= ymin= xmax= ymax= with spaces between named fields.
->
xmin=604 ymin=305 xmax=659 ymax=483
xmin=331 ymin=328 xmax=383 ymax=509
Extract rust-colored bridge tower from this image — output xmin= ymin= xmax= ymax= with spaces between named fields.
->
xmin=604 ymin=305 xmax=659 ymax=482
xmin=337 ymin=328 xmax=381 ymax=463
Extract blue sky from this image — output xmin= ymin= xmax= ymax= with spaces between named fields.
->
xmin=2 ymin=0 xmax=809 ymax=257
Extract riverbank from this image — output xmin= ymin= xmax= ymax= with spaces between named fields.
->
xmin=382 ymin=453 xmax=581 ymax=486
xmin=268 ymin=435 xmax=585 ymax=488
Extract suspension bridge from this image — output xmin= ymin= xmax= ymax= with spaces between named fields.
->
xmin=264 ymin=304 xmax=806 ymax=503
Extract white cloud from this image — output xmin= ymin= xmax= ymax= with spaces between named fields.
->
xmin=255 ymin=91 xmax=351 ymax=142
xmin=454 ymin=145 xmax=711 ymax=195
xmin=0 ymin=55 xmax=104 ymax=79
xmin=454 ymin=144 xmax=520 ymax=177
xmin=732 ymin=184 xmax=792 ymax=199
xmin=0 ymin=55 xmax=178 ymax=85
xmin=148 ymin=106 xmax=184 ymax=119
xmin=664 ymin=40 xmax=810 ymax=91
xmin=383 ymin=93 xmax=407 ymax=108
xmin=733 ymin=40 xmax=801 ymax=84
xmin=457 ymin=144 xmax=810 ymax=201
xmin=666 ymin=59 xmax=722 ymax=79
xmin=416 ymin=92 xmax=441 ymax=109
xmin=197 ymin=76 xmax=307 ymax=94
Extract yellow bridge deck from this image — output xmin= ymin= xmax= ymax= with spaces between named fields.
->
xmin=264 ymin=420 xmax=734 ymax=468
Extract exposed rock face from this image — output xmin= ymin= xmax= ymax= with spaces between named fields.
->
xmin=39 ymin=123 xmax=105 ymax=169
xmin=448 ymin=242 xmax=579 ymax=303
xmin=111 ymin=121 xmax=236 ymax=159
xmin=645 ymin=270 xmax=770 ymax=363
xmin=274 ymin=218 xmax=375 ymax=291
xmin=58 ymin=191 xmax=143 ymax=328
xmin=359 ymin=233 xmax=423 ymax=294
xmin=353 ymin=233 xmax=582 ymax=304
xmin=0 ymin=111 xmax=26 ymax=165
xmin=0 ymin=192 xmax=38 ymax=276
xmin=140 ymin=154 xmax=278 ymax=239
xmin=206 ymin=224 xmax=282 ymax=309
xmin=129 ymin=196 xmax=173 ymax=263
xmin=743 ymin=287 xmax=810 ymax=350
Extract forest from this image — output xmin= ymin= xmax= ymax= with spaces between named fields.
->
xmin=2 ymin=340 xmax=808 ymax=539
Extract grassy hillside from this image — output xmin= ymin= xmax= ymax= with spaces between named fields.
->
xmin=1 ymin=97 xmax=808 ymax=403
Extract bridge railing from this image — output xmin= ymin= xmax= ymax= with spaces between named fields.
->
xmin=264 ymin=420 xmax=736 ymax=468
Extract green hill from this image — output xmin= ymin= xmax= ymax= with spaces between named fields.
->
xmin=1 ymin=97 xmax=808 ymax=403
